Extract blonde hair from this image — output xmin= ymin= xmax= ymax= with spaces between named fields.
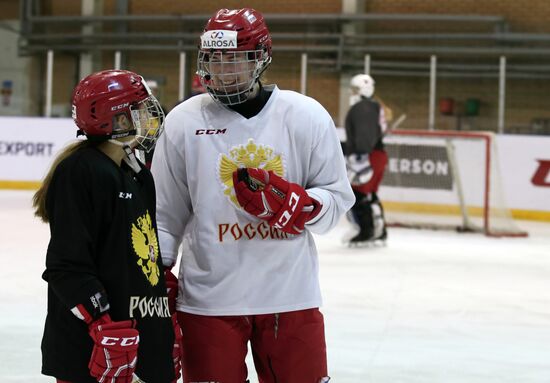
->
xmin=32 ymin=140 xmax=94 ymax=223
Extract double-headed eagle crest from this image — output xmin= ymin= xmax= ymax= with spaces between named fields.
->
xmin=131 ymin=211 xmax=160 ymax=286
xmin=218 ymin=139 xmax=284 ymax=207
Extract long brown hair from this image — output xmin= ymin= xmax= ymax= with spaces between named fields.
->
xmin=32 ymin=140 xmax=94 ymax=223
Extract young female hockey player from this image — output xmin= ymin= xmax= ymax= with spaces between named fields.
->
xmin=151 ymin=8 xmax=355 ymax=383
xmin=33 ymin=69 xmax=182 ymax=383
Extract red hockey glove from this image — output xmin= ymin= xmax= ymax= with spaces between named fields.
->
xmin=164 ymin=268 xmax=178 ymax=315
xmin=233 ymin=168 xmax=321 ymax=234
xmin=171 ymin=314 xmax=184 ymax=383
xmin=88 ymin=315 xmax=139 ymax=383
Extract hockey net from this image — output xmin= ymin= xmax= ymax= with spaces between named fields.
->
xmin=380 ymin=129 xmax=527 ymax=237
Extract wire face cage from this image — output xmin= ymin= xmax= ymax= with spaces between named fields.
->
xmin=197 ymin=50 xmax=271 ymax=106
xmin=128 ymin=96 xmax=165 ymax=153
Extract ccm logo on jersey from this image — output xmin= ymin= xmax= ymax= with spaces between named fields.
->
xmin=532 ymin=159 xmax=550 ymax=187
xmin=195 ymin=129 xmax=226 ymax=135
xmin=100 ymin=335 xmax=140 ymax=347
xmin=119 ymin=192 xmax=133 ymax=199
xmin=273 ymin=192 xmax=300 ymax=229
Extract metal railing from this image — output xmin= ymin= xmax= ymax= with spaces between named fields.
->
xmin=17 ymin=3 xmax=550 ymax=77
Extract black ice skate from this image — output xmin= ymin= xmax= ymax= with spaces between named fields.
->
xmin=348 ymin=227 xmax=387 ymax=247
xmin=346 ymin=191 xmax=387 ymax=248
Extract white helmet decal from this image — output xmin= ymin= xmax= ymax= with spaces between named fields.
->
xmin=200 ymin=30 xmax=238 ymax=49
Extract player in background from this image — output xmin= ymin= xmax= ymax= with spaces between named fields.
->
xmin=151 ymin=8 xmax=354 ymax=383
xmin=32 ymin=69 xmax=182 ymax=383
xmin=344 ymin=74 xmax=388 ymax=246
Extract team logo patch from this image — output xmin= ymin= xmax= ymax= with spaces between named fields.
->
xmin=218 ymin=139 xmax=284 ymax=208
xmin=131 ymin=211 xmax=160 ymax=286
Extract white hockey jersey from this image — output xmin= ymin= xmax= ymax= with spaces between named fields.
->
xmin=152 ymin=85 xmax=354 ymax=315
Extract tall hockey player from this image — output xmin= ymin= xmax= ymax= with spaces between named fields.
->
xmin=344 ymin=74 xmax=389 ymax=246
xmin=33 ymin=70 xmax=182 ymax=383
xmin=151 ymin=8 xmax=354 ymax=383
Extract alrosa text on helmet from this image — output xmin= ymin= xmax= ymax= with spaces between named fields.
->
xmin=201 ymin=30 xmax=237 ymax=49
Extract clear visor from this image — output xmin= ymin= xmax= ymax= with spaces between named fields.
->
xmin=197 ymin=49 xmax=271 ymax=106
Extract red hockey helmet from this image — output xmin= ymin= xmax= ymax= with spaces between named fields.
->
xmin=197 ymin=8 xmax=272 ymax=106
xmin=71 ymin=69 xmax=164 ymax=152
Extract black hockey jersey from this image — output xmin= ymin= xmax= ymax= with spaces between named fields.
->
xmin=41 ymin=146 xmax=174 ymax=383
xmin=344 ymin=97 xmax=385 ymax=155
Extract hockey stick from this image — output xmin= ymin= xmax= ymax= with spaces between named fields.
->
xmin=373 ymin=95 xmax=394 ymax=122
xmin=390 ymin=113 xmax=407 ymax=131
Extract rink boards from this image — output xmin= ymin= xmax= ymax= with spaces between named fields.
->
xmin=1 ymin=116 xmax=549 ymax=221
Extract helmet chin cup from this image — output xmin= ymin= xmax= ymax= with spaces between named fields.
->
xmin=208 ymin=78 xmax=260 ymax=106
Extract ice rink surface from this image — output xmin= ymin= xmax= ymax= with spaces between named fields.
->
xmin=1 ymin=190 xmax=549 ymax=383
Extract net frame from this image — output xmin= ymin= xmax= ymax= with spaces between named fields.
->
xmin=382 ymin=129 xmax=527 ymax=238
